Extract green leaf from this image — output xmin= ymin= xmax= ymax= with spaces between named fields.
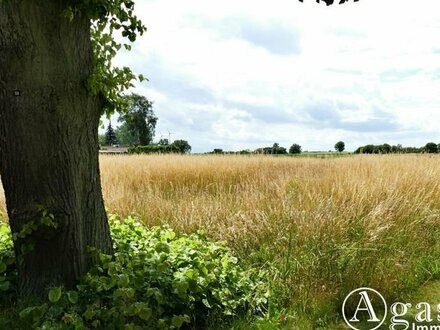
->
xmin=102 ymin=276 xmax=115 ymax=290
xmin=171 ymin=315 xmax=188 ymax=328
xmin=83 ymin=307 xmax=96 ymax=320
xmin=118 ymin=273 xmax=130 ymax=287
xmin=19 ymin=307 xmax=33 ymax=319
xmin=48 ymin=287 xmax=62 ymax=303
xmin=19 ymin=304 xmax=48 ymax=322
xmin=202 ymin=298 xmax=211 ymax=308
xmin=138 ymin=74 xmax=148 ymax=82
xmin=137 ymin=308 xmax=153 ymax=321
xmin=0 ymin=261 xmax=6 ymax=273
xmin=155 ymin=242 xmax=170 ymax=253
xmin=113 ymin=287 xmax=135 ymax=300
xmin=67 ymin=291 xmax=78 ymax=304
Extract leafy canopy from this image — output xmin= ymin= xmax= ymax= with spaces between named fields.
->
xmin=334 ymin=141 xmax=345 ymax=153
xmin=289 ymin=144 xmax=302 ymax=154
xmin=425 ymin=142 xmax=438 ymax=154
xmin=172 ymin=140 xmax=192 ymax=154
xmin=118 ymin=94 xmax=158 ymax=146
xmin=61 ymin=0 xmax=147 ymax=116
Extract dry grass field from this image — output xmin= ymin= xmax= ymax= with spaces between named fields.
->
xmin=2 ymin=154 xmax=440 ymax=326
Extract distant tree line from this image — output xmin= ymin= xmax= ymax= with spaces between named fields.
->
xmin=354 ymin=142 xmax=440 ymax=154
xmin=208 ymin=149 xmax=252 ymax=155
xmin=208 ymin=143 xmax=294 ymax=155
xmin=208 ymin=141 xmax=440 ymax=155
xmin=206 ymin=140 xmax=440 ymax=156
xmin=255 ymin=143 xmax=288 ymax=155
xmin=128 ymin=140 xmax=191 ymax=154
xmin=208 ymin=141 xmax=348 ymax=155
xmin=208 ymin=143 xmax=303 ymax=155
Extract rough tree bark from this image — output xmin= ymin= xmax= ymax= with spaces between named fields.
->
xmin=0 ymin=0 xmax=112 ymax=297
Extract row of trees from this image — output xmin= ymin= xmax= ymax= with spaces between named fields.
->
xmin=128 ymin=140 xmax=191 ymax=154
xmin=210 ymin=141 xmax=440 ymax=156
xmin=255 ymin=143 xmax=289 ymax=155
xmin=210 ymin=141 xmax=345 ymax=155
xmin=354 ymin=142 xmax=440 ymax=154
xmin=255 ymin=141 xmax=344 ymax=154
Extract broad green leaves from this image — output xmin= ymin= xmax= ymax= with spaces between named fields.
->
xmin=89 ymin=21 xmax=143 ymax=116
xmin=10 ymin=215 xmax=269 ymax=329
xmin=66 ymin=291 xmax=78 ymax=304
xmin=61 ymin=0 xmax=147 ymax=116
xmin=48 ymin=287 xmax=62 ymax=303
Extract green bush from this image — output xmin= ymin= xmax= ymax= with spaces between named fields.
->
xmin=0 ymin=224 xmax=16 ymax=303
xmin=128 ymin=140 xmax=192 ymax=154
xmin=128 ymin=145 xmax=180 ymax=154
xmin=0 ymin=217 xmax=269 ymax=329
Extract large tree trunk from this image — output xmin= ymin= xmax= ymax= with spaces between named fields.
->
xmin=0 ymin=1 xmax=112 ymax=297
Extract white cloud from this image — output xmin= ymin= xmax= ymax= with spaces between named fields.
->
xmin=105 ymin=0 xmax=440 ymax=152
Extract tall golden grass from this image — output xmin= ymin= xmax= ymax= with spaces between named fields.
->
xmin=98 ymin=154 xmax=440 ymax=245
xmin=1 ymin=154 xmax=440 ymax=321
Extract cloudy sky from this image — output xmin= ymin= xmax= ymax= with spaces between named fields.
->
xmin=105 ymin=0 xmax=440 ymax=152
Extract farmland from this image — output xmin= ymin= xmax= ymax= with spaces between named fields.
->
xmin=2 ymin=154 xmax=440 ymax=328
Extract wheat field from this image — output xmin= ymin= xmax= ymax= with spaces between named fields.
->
xmin=2 ymin=154 xmax=440 ymax=323
xmin=99 ymin=154 xmax=440 ymax=244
